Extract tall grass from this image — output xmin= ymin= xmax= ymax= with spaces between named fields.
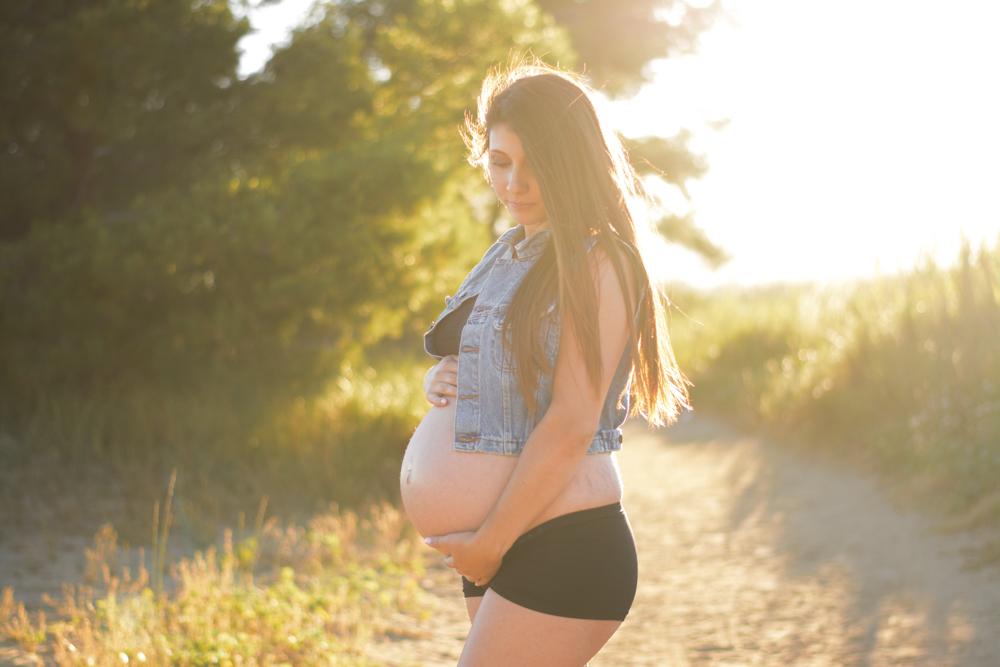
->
xmin=671 ymin=234 xmax=1000 ymax=524
xmin=0 ymin=498 xmax=433 ymax=665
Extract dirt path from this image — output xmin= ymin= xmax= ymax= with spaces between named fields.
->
xmin=368 ymin=412 xmax=1000 ymax=666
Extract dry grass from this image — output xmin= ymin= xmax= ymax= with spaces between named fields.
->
xmin=671 ymin=235 xmax=1000 ymax=534
xmin=0 ymin=495 xmax=434 ymax=666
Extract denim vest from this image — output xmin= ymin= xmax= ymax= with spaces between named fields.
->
xmin=423 ymin=224 xmax=640 ymax=456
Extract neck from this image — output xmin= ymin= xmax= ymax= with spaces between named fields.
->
xmin=522 ymin=222 xmax=548 ymax=240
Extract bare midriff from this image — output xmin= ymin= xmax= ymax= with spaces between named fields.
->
xmin=399 ymin=401 xmax=623 ymax=539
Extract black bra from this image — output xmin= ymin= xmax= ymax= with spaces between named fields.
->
xmin=431 ymin=294 xmax=478 ymax=356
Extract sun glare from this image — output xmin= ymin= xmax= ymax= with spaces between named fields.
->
xmin=608 ymin=0 xmax=1000 ymax=289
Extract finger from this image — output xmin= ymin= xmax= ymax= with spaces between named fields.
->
xmin=431 ymin=382 xmax=457 ymax=397
xmin=429 ymin=387 xmax=456 ymax=406
xmin=425 ymin=537 xmax=451 ymax=553
xmin=434 ymin=370 xmax=458 ymax=384
xmin=426 ymin=387 xmax=452 ymax=406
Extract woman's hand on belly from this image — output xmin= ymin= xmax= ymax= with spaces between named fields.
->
xmin=425 ymin=355 xmax=458 ymax=407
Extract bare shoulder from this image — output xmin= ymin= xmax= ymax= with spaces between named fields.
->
xmin=587 ymin=237 xmax=641 ymax=309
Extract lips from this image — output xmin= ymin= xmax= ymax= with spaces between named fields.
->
xmin=507 ymin=201 xmax=536 ymax=209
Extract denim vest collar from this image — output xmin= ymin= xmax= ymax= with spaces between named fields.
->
xmin=498 ymin=224 xmax=552 ymax=261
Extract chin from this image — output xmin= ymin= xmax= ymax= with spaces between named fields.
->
xmin=516 ymin=214 xmax=547 ymax=227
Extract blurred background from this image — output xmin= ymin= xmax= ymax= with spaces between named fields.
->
xmin=1 ymin=0 xmax=999 ymax=660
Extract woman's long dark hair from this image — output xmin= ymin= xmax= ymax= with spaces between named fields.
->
xmin=462 ymin=58 xmax=692 ymax=427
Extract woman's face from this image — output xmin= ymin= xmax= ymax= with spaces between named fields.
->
xmin=487 ymin=123 xmax=548 ymax=229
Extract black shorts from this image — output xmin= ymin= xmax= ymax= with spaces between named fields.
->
xmin=462 ymin=501 xmax=638 ymax=621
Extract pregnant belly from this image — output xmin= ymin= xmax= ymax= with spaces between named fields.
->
xmin=399 ymin=402 xmax=623 ymax=539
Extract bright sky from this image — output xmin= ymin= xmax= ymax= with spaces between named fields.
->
xmin=608 ymin=0 xmax=1000 ymax=289
xmin=236 ymin=0 xmax=1000 ymax=290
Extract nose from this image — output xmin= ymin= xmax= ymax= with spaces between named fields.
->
xmin=507 ymin=166 xmax=529 ymax=194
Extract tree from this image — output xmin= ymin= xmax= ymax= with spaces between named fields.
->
xmin=0 ymin=0 xmax=724 ymax=422
xmin=0 ymin=0 xmax=575 ymax=407
xmin=0 ymin=0 xmax=248 ymax=241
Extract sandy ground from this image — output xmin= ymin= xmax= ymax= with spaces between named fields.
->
xmin=366 ymin=412 xmax=1000 ymax=666
xmin=4 ymin=411 xmax=1000 ymax=665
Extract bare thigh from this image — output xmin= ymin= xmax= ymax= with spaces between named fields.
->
xmin=465 ymin=595 xmax=484 ymax=623
xmin=458 ymin=589 xmax=621 ymax=667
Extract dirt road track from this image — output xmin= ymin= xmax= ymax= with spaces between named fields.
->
xmin=368 ymin=412 xmax=1000 ymax=666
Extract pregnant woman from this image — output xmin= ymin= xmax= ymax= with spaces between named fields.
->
xmin=399 ymin=60 xmax=692 ymax=666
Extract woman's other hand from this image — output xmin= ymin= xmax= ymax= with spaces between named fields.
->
xmin=424 ymin=354 xmax=458 ymax=407
xmin=424 ymin=530 xmax=503 ymax=587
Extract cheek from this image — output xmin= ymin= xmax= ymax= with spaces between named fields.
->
xmin=487 ymin=166 xmax=503 ymax=189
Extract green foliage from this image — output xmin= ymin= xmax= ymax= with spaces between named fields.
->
xmin=0 ymin=0 xmax=249 ymax=240
xmin=0 ymin=0 xmax=571 ymax=423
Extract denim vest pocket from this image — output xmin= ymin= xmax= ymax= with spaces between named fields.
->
xmin=490 ymin=300 xmax=560 ymax=374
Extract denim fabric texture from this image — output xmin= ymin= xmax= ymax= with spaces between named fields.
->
xmin=423 ymin=224 xmax=641 ymax=456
